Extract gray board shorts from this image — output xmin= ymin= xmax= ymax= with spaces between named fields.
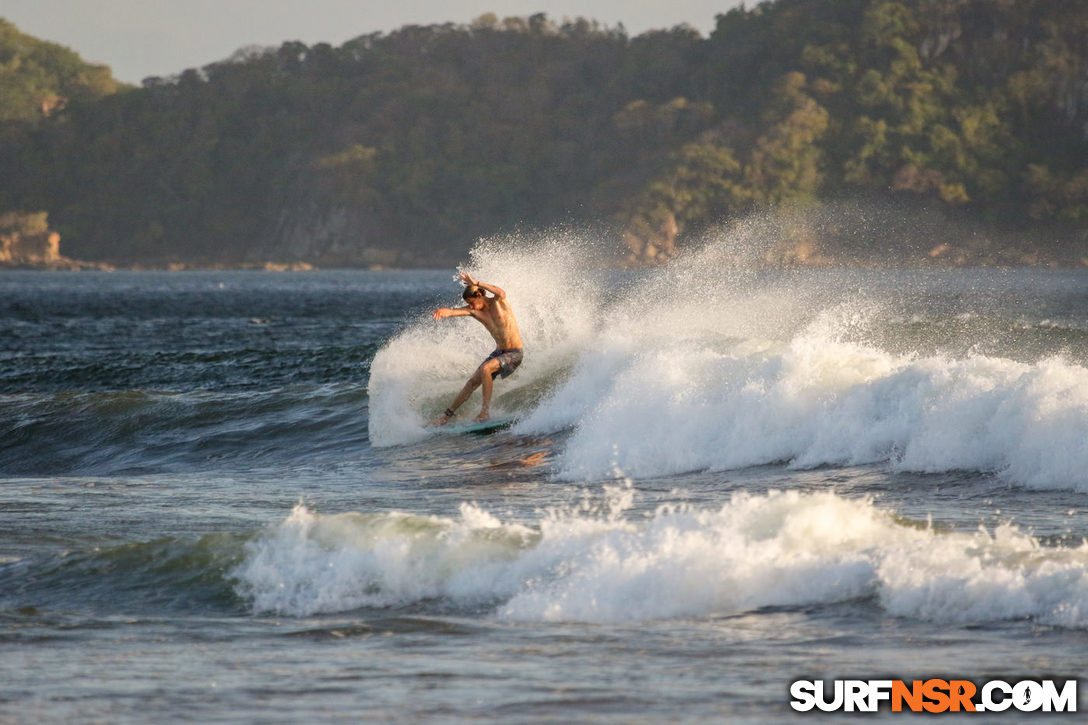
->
xmin=482 ymin=348 xmax=523 ymax=380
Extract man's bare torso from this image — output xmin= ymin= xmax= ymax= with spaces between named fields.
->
xmin=471 ymin=296 xmax=523 ymax=350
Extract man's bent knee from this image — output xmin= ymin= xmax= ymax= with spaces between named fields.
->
xmin=480 ymin=359 xmax=501 ymax=379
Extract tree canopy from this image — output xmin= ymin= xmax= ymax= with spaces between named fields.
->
xmin=1 ymin=2 xmax=1086 ymax=267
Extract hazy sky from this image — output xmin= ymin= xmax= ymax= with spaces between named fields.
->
xmin=1 ymin=0 xmax=744 ymax=84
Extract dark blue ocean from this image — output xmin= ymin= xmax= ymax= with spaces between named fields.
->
xmin=3 ymin=235 xmax=1088 ymax=722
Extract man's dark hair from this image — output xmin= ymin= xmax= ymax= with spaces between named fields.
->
xmin=462 ymin=285 xmax=485 ymax=301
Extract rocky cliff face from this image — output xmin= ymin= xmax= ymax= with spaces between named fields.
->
xmin=0 ymin=212 xmax=109 ymax=269
xmin=257 ymin=202 xmax=401 ymax=268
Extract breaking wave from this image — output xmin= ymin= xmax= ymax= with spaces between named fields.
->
xmin=368 ymin=227 xmax=1088 ymax=489
xmin=233 ymin=490 xmax=1088 ymax=626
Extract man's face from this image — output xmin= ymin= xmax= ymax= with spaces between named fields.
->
xmin=466 ymin=294 xmax=486 ymax=310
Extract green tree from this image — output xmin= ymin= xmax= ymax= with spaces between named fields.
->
xmin=744 ymin=71 xmax=829 ymax=206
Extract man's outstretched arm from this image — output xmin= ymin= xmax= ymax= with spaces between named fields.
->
xmin=459 ymin=272 xmax=506 ymax=299
xmin=433 ymin=307 xmax=474 ymax=321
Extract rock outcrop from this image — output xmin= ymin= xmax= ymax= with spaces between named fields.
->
xmin=0 ymin=212 xmax=110 ymax=270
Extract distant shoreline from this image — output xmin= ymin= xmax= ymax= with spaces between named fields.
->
xmin=4 ymin=256 xmax=1085 ymax=272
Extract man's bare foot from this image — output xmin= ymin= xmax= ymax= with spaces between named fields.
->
xmin=474 ymin=410 xmax=490 ymax=422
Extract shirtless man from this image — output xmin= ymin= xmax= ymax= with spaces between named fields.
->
xmin=431 ymin=272 xmax=524 ymax=425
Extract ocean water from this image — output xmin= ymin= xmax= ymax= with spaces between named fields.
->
xmin=2 ymin=232 xmax=1088 ymax=722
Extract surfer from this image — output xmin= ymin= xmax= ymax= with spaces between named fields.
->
xmin=431 ymin=272 xmax=524 ymax=425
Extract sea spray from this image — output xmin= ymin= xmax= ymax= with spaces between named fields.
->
xmin=546 ymin=314 xmax=1088 ymax=488
xmin=368 ymin=225 xmax=1088 ymax=489
xmin=233 ymin=490 xmax=1088 ymax=626
xmin=367 ymin=230 xmax=614 ymax=445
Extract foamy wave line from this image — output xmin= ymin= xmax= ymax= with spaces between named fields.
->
xmin=522 ymin=328 xmax=1088 ymax=489
xmin=233 ymin=491 xmax=1088 ymax=626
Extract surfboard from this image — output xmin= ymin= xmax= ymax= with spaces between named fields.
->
xmin=439 ymin=416 xmax=515 ymax=435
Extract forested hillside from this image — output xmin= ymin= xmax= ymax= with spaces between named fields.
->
xmin=1 ymin=1 xmax=1086 ymax=268
xmin=0 ymin=19 xmax=121 ymax=122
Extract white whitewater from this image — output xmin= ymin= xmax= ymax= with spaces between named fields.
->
xmin=235 ymin=488 xmax=1088 ymax=626
xmin=369 ymin=224 xmax=1088 ymax=489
